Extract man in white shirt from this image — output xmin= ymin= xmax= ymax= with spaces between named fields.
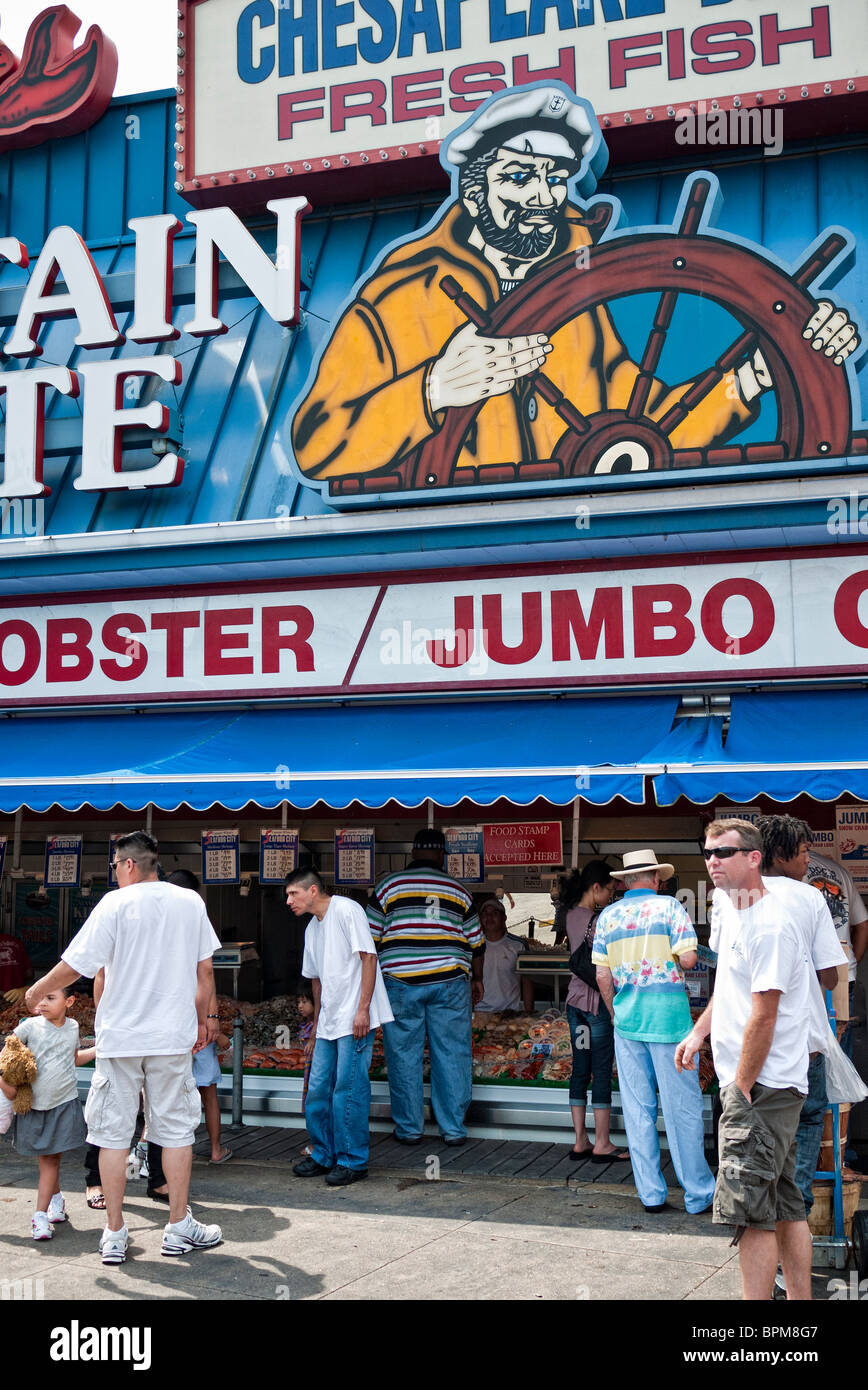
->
xmin=25 ymin=832 xmax=223 ymax=1265
xmin=476 ymin=898 xmax=533 ymax=1013
xmin=286 ymin=867 xmax=393 ymax=1186
xmin=676 ymin=819 xmax=814 ymax=1301
xmin=755 ymin=816 xmax=848 ymax=1213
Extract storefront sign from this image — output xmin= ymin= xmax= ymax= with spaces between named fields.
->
xmin=259 ymin=828 xmax=299 ymax=883
xmin=201 ymin=828 xmax=241 ymax=884
xmin=445 ymin=826 xmax=484 ymax=882
xmin=334 ymin=828 xmax=375 ymax=884
xmin=835 ymin=805 xmax=868 ymax=891
xmin=483 ymin=822 xmax=562 ymax=867
xmin=180 ymin=0 xmax=861 ymax=196
xmin=0 ymin=7 xmax=118 ymax=154
xmin=44 ymin=834 xmax=82 ymax=888
xmin=5 ymin=548 xmax=868 ymax=705
xmin=0 ymin=199 xmax=307 ymax=500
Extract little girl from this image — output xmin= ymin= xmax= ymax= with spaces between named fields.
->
xmin=0 ymin=987 xmax=94 ymax=1240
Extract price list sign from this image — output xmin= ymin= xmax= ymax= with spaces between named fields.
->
xmin=260 ymin=829 xmax=299 ymax=884
xmin=334 ymin=829 xmax=375 ymax=886
xmin=445 ymin=827 xmax=484 ymax=883
xmin=201 ymin=829 xmax=240 ymax=885
xmin=44 ymin=835 xmax=82 ymax=888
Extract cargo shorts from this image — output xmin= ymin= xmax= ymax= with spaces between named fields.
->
xmin=713 ymin=1081 xmax=806 ymax=1237
xmin=85 ymin=1054 xmax=202 ymax=1149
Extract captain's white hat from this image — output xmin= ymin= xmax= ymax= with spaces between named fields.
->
xmin=445 ymin=86 xmax=595 ymax=167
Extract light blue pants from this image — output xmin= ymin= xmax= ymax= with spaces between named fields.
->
xmin=614 ymin=1031 xmax=716 ymax=1213
xmin=305 ymin=1031 xmax=375 ymax=1171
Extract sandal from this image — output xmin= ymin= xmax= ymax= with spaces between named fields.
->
xmin=86 ymin=1188 xmax=106 ymax=1210
xmin=209 ymin=1146 xmax=232 ymax=1165
xmin=591 ymin=1148 xmax=631 ymax=1164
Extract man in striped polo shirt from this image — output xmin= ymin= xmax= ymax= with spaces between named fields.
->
xmin=367 ymin=828 xmax=485 ymax=1146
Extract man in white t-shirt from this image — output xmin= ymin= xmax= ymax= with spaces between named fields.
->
xmin=754 ymin=816 xmax=848 ymax=1214
xmin=476 ymin=898 xmax=533 ymax=1013
xmin=286 ymin=868 xmax=393 ymax=1186
xmin=676 ymin=819 xmax=813 ymax=1301
xmin=25 ymin=832 xmax=223 ymax=1266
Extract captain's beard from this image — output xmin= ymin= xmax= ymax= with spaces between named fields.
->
xmin=474 ymin=194 xmax=561 ymax=262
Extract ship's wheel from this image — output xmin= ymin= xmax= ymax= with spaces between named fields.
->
xmin=392 ymin=175 xmax=863 ymax=493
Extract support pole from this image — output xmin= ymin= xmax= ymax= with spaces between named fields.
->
xmin=231 ymin=1015 xmax=245 ymax=1130
xmin=12 ymin=808 xmax=22 ymax=869
xmin=571 ymin=796 xmax=581 ymax=869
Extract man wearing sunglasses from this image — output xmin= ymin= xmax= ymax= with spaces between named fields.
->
xmin=675 ymin=819 xmax=813 ymax=1301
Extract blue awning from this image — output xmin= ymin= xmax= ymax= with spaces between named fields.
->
xmin=653 ymin=692 xmax=868 ymax=805
xmin=0 ymin=696 xmax=680 ymax=813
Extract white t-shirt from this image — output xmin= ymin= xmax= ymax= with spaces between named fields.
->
xmin=62 ymin=882 xmax=221 ymax=1058
xmin=13 ymin=1015 xmax=79 ymax=1110
xmin=710 ymin=889 xmax=811 ymax=1093
xmin=478 ymin=933 xmax=525 ymax=1012
xmin=805 ymin=852 xmax=868 ymax=981
xmin=711 ymin=876 xmax=847 ymax=1053
xmin=301 ymin=895 xmax=393 ymax=1041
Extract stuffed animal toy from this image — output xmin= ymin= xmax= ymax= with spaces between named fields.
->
xmin=0 ymin=1033 xmax=38 ymax=1114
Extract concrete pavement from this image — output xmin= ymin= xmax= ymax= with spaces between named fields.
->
xmin=0 ymin=1141 xmax=746 ymax=1302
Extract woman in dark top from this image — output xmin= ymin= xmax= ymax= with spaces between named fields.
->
xmin=562 ymin=861 xmax=629 ymax=1163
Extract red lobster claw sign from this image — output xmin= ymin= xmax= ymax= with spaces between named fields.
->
xmin=0 ymin=4 xmax=118 ymax=152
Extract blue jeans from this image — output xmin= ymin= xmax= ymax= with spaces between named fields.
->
xmin=614 ymin=1032 xmax=716 ymax=1213
xmin=794 ymin=1053 xmax=827 ymax=1214
xmin=305 ymin=1031 xmax=375 ymax=1171
xmin=382 ymin=974 xmax=472 ymax=1140
xmin=566 ymin=1004 xmax=614 ymax=1108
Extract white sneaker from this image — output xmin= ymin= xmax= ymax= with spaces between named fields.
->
xmin=161 ymin=1207 xmax=222 ymax=1257
xmin=47 ymin=1192 xmax=67 ymax=1224
xmin=31 ymin=1211 xmax=53 ymax=1241
xmin=99 ymin=1225 xmax=129 ymax=1265
xmin=126 ymin=1149 xmax=142 ymax=1180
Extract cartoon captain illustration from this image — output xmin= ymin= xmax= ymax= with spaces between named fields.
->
xmin=291 ymin=84 xmax=861 ymax=501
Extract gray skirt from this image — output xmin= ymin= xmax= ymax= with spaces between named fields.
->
xmin=13 ymin=1097 xmax=87 ymax=1155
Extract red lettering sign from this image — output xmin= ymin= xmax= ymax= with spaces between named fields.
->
xmin=484 ymin=822 xmax=563 ymax=868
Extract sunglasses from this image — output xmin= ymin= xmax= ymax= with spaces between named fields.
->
xmin=702 ymin=846 xmax=750 ymax=861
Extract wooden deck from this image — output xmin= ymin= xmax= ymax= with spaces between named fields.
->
xmin=193 ymin=1124 xmax=690 ymax=1186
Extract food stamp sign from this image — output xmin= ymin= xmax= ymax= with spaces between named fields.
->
xmin=483 ymin=822 xmax=563 ymax=867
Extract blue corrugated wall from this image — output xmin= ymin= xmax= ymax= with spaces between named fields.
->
xmin=1 ymin=92 xmax=866 ymax=534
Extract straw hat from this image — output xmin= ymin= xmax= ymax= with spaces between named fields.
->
xmin=610 ymin=849 xmax=674 ymax=882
